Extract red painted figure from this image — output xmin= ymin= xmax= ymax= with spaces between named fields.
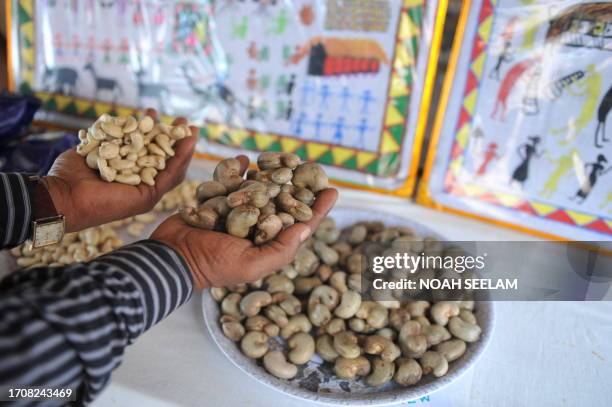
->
xmin=491 ymin=56 xmax=541 ymax=120
xmin=476 ymin=142 xmax=499 ymax=177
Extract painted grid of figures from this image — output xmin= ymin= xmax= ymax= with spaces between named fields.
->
xmin=36 ymin=0 xmax=400 ymax=153
xmin=454 ymin=0 xmax=611 ymax=221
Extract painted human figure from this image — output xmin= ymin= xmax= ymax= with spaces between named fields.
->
xmin=285 ymin=74 xmax=296 ymax=95
xmin=300 ymin=81 xmax=316 ymax=105
xmin=476 ymin=143 xmax=499 ymax=177
xmin=319 ymin=84 xmax=332 ymax=107
xmin=594 ymin=84 xmax=612 ymax=148
xmin=332 ymin=117 xmax=347 ymax=144
xmin=489 ymin=42 xmax=513 ymax=80
xmin=490 ymin=17 xmax=518 ymax=79
xmin=313 ymin=113 xmax=325 ymax=140
xmin=511 ymin=136 xmax=542 ymax=187
xmin=572 ymin=154 xmax=610 ymax=203
xmin=551 ymin=64 xmax=601 ymax=144
xmin=492 ymin=56 xmax=541 ymax=121
xmin=340 ymin=86 xmax=352 ymax=110
xmin=539 ymin=149 xmax=577 ymax=198
xmin=292 ymin=112 xmax=306 ymax=136
xmin=247 ymin=69 xmax=258 ymax=90
xmin=355 ymin=118 xmax=371 ymax=149
xmin=360 ymin=90 xmax=375 ymax=114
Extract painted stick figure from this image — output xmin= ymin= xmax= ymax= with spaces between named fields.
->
xmin=492 ymin=57 xmax=540 ymax=121
xmin=511 ymin=136 xmax=542 ymax=188
xmin=476 ymin=142 xmax=499 ymax=177
xmin=247 ymin=42 xmax=258 ymax=60
xmin=292 ymin=112 xmax=307 ymax=136
xmin=340 ymin=86 xmax=352 ymax=110
xmin=355 ymin=118 xmax=371 ymax=148
xmin=247 ymin=69 xmax=258 ymax=91
xmin=286 ymin=74 xmax=296 ymax=95
xmin=489 ymin=42 xmax=513 ymax=80
xmin=551 ymin=64 xmax=601 ymax=143
xmin=360 ymin=90 xmax=375 ymax=114
xmin=333 ymin=116 xmax=347 ymax=144
xmin=300 ymin=80 xmax=316 ymax=105
xmin=539 ymin=149 xmax=577 ymax=198
xmin=572 ymin=154 xmax=611 ymax=203
xmin=319 ymin=84 xmax=332 ymax=107
xmin=313 ymin=113 xmax=325 ymax=140
xmin=594 ymin=84 xmax=612 ymax=148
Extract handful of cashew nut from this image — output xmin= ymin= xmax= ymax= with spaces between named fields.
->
xmin=180 ymin=152 xmax=329 ymax=244
xmin=10 ymin=224 xmax=123 ymax=269
xmin=77 ymin=114 xmax=191 ymax=186
xmin=213 ymin=219 xmax=483 ymax=387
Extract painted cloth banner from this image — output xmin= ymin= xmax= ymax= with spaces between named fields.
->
xmin=8 ymin=0 xmax=442 ymax=195
xmin=420 ymin=0 xmax=612 ymax=240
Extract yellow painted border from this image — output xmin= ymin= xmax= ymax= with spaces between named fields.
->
xmin=416 ymin=0 xmax=601 ymax=242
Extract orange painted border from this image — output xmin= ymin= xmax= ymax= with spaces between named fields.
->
xmin=5 ymin=0 xmax=14 ymax=92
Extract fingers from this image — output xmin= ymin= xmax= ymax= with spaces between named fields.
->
xmin=153 ymin=134 xmax=197 ymax=195
xmin=247 ymin=223 xmax=312 ymax=280
xmin=144 ymin=108 xmax=157 ymax=121
xmin=246 ymin=188 xmax=338 ymax=280
xmin=302 ymin=188 xmax=339 ymax=232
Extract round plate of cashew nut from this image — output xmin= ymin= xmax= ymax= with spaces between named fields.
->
xmin=202 ymin=207 xmax=495 ymax=405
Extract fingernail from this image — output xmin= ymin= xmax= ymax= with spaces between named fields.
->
xmin=299 ymin=226 xmax=312 ymax=242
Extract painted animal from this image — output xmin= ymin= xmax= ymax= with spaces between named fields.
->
xmin=134 ymin=69 xmax=168 ymax=111
xmin=491 ymin=57 xmax=540 ymax=121
xmin=84 ymin=63 xmax=123 ymax=101
xmin=42 ymin=66 xmax=78 ymax=95
xmin=594 ymin=84 xmax=612 ymax=148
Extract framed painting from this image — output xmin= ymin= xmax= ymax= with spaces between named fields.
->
xmin=7 ymin=0 xmax=447 ymax=196
xmin=419 ymin=0 xmax=612 ymax=240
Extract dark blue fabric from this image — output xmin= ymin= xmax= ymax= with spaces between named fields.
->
xmin=0 ymin=93 xmax=42 ymax=145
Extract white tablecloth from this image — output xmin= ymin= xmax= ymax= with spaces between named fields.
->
xmin=92 ymin=188 xmax=612 ymax=407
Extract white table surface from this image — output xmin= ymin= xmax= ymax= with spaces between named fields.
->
xmin=91 ymin=187 xmax=612 ymax=407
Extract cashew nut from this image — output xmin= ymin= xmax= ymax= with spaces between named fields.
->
xmin=287 ymin=332 xmax=315 ymax=364
xmin=292 ymin=162 xmax=329 ymax=193
xmin=240 ymin=291 xmax=273 ymax=317
xmin=240 ymin=331 xmax=269 ymax=358
xmin=366 ymin=358 xmax=395 ymax=387
xmin=263 ymin=350 xmax=298 ymax=379
xmin=334 ymin=356 xmax=370 ymax=379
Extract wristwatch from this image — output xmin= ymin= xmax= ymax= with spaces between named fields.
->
xmin=25 ymin=175 xmax=65 ymax=249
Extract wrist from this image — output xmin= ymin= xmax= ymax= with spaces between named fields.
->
xmin=40 ymin=176 xmax=75 ymax=231
xmin=150 ymin=231 xmax=211 ymax=290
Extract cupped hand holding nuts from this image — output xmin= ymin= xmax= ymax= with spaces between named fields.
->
xmin=150 ymin=155 xmax=338 ymax=290
xmin=42 ymin=109 xmax=197 ymax=232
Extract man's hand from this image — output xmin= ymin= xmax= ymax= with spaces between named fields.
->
xmin=151 ymin=156 xmax=338 ymax=289
xmin=43 ymin=109 xmax=197 ymax=232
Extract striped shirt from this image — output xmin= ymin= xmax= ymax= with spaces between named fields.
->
xmin=0 ymin=173 xmax=193 ymax=405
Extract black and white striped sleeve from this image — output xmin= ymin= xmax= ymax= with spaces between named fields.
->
xmin=0 ymin=240 xmax=193 ymax=405
xmin=0 ymin=173 xmax=32 ymax=249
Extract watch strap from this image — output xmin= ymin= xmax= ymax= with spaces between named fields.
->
xmin=26 ymin=175 xmax=59 ymax=220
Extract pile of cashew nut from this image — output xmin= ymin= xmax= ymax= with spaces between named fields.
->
xmin=8 ymin=179 xmax=199 ymax=270
xmin=181 ymin=153 xmax=328 ymax=244
xmin=76 ymin=114 xmax=191 ymax=186
xmin=10 ymin=224 xmax=123 ymax=269
xmin=213 ymin=219 xmax=482 ymax=387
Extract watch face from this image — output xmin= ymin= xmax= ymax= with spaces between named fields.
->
xmin=33 ymin=220 xmax=65 ymax=248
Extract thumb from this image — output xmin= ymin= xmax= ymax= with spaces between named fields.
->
xmin=248 ymin=223 xmax=312 ymax=279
